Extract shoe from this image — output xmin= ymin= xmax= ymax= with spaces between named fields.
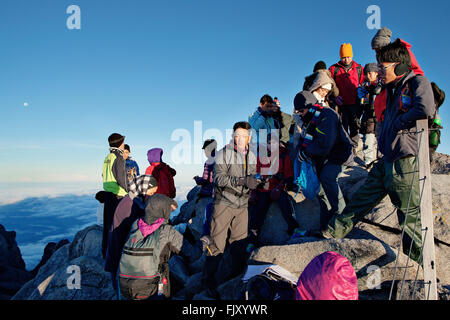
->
xmin=321 ymin=229 xmax=334 ymax=239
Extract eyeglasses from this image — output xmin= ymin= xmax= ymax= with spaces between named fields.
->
xmin=380 ymin=62 xmax=396 ymax=71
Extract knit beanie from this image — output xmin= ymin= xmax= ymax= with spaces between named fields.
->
xmin=313 ymin=61 xmax=327 ymax=72
xmin=339 ymin=43 xmax=353 ymax=58
xmin=364 ymin=63 xmax=379 ymax=75
xmin=293 ymin=91 xmax=318 ymax=111
xmin=108 ymin=133 xmax=125 ymax=148
xmin=371 ymin=27 xmax=392 ymax=49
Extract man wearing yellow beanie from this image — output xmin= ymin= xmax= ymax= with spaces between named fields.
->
xmin=329 ymin=43 xmax=364 ymax=151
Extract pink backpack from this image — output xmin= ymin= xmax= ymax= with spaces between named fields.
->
xmin=296 ymin=251 xmax=358 ymax=300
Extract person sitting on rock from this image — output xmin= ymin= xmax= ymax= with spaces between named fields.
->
xmin=293 ymin=91 xmax=353 ymax=231
xmin=248 ymin=143 xmax=302 ymax=247
xmin=104 ymin=174 xmax=159 ymax=296
xmin=118 ymin=194 xmax=201 ymax=300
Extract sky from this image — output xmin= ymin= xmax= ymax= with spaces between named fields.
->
xmin=1 ymin=0 xmax=449 ymax=187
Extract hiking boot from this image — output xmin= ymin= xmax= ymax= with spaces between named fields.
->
xmin=321 ymin=229 xmax=334 ymax=239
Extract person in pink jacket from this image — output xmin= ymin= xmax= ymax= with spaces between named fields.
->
xmin=296 ymin=251 xmax=358 ymax=300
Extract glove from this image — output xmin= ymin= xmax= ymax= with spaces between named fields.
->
xmin=357 ymin=86 xmax=369 ymax=100
xmin=239 ymin=175 xmax=262 ymax=190
xmin=335 ymin=95 xmax=343 ymax=106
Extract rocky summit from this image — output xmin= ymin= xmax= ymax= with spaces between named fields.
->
xmin=2 ymin=152 xmax=449 ymax=300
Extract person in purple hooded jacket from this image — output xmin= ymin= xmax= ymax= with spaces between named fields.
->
xmin=145 ymin=148 xmax=177 ymax=199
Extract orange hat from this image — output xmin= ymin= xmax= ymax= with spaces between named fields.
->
xmin=339 ymin=43 xmax=353 ymax=58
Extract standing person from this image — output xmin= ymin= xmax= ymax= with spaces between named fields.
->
xmin=118 ymin=194 xmax=202 ymax=300
xmin=293 ymin=91 xmax=353 ymax=231
xmin=105 ymin=174 xmax=158 ymax=296
xmin=272 ymin=97 xmax=294 ymax=147
xmin=249 ymin=94 xmax=278 ymax=152
xmin=357 ymin=63 xmax=383 ymax=169
xmin=102 ymin=133 xmax=128 ymax=259
xmin=123 ymin=144 xmax=140 ymax=183
xmin=201 ymin=121 xmax=259 ymax=297
xmin=323 ymin=40 xmax=435 ymax=263
xmin=145 ymin=148 xmax=177 ymax=199
xmin=329 ymin=43 xmax=365 ymax=150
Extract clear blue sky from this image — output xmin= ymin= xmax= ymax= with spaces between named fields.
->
xmin=1 ymin=0 xmax=449 ymax=185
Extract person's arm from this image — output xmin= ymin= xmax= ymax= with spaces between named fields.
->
xmin=395 ymin=77 xmax=435 ymax=131
xmin=213 ymin=151 xmax=242 ymax=189
xmin=166 ymin=227 xmax=202 ymax=262
xmin=112 ymin=154 xmax=128 ymax=191
xmin=305 ymin=113 xmax=338 ymax=158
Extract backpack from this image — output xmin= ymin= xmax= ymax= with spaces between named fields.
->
xmin=429 ymin=82 xmax=445 ymax=150
xmin=118 ymin=220 xmax=163 ymax=300
xmin=333 ymin=63 xmax=363 ymax=84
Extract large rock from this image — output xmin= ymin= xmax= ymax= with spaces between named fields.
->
xmin=12 ymin=225 xmax=115 ymax=300
xmin=0 ymin=225 xmax=32 ymax=300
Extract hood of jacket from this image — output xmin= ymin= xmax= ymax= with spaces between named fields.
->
xmin=147 ymin=148 xmax=163 ymax=164
xmin=143 ymin=193 xmax=178 ymax=225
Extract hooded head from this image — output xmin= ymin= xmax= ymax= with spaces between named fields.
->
xmin=147 ymin=148 xmax=163 ymax=164
xmin=371 ymin=27 xmax=392 ymax=50
xmin=144 ymin=194 xmax=178 ymax=225
xmin=296 ymin=251 xmax=358 ymax=300
xmin=293 ymin=90 xmax=318 ymax=112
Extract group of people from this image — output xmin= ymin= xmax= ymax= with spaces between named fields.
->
xmin=96 ymin=26 xmax=443 ymax=300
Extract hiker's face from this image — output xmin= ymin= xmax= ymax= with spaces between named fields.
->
xmin=341 ymin=56 xmax=352 ymax=65
xmin=381 ymin=62 xmax=398 ymax=84
xmin=316 ymin=87 xmax=329 ymax=98
xmin=298 ymin=108 xmax=309 ymax=118
xmin=234 ymin=128 xmax=250 ymax=149
xmin=366 ymin=71 xmax=378 ymax=83
xmin=123 ymin=150 xmax=130 ymax=160
xmin=259 ymin=101 xmax=273 ymax=112
xmin=146 ymin=186 xmax=158 ymax=197
xmin=170 ymin=204 xmax=177 ymax=212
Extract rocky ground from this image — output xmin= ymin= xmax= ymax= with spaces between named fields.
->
xmin=1 ymin=152 xmax=449 ymax=300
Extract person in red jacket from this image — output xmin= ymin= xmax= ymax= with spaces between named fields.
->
xmin=329 ymin=43 xmax=365 ymax=150
xmin=248 ymin=144 xmax=302 ymax=248
xmin=145 ymin=148 xmax=177 ymax=199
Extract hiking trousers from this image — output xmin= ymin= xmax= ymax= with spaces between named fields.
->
xmin=340 ymin=104 xmax=361 ymax=148
xmin=317 ymin=162 xmax=346 ymax=230
xmin=208 ymin=202 xmax=248 ymax=256
xmin=326 ymin=156 xmax=423 ymax=262
xmin=102 ymin=192 xmax=122 ymax=259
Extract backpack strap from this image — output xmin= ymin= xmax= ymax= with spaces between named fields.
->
xmin=333 ymin=64 xmax=340 ymax=79
xmin=357 ymin=65 xmax=362 ymax=84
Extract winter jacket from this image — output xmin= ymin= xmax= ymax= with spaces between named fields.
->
xmin=329 ymin=61 xmax=364 ymax=106
xmin=273 ymin=111 xmax=294 ymax=145
xmin=195 ymin=161 xmax=215 ymax=197
xmin=378 ymin=71 xmax=435 ymax=163
xmin=248 ymin=107 xmax=278 ymax=147
xmin=104 ymin=194 xmax=144 ymax=274
xmin=102 ymin=148 xmax=128 ymax=197
xmin=296 ymin=251 xmax=358 ymax=300
xmin=118 ymin=194 xmax=201 ymax=299
xmin=299 ymin=106 xmax=353 ymax=167
xmin=213 ymin=143 xmax=257 ymax=209
xmin=125 ymin=158 xmax=140 ymax=182
xmin=256 ymin=144 xmax=293 ymax=192
xmin=145 ymin=162 xmax=177 ymax=199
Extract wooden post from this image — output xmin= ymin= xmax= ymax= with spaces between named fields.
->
xmin=416 ymin=119 xmax=438 ymax=300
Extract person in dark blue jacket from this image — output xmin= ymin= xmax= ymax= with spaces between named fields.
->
xmin=293 ymin=91 xmax=353 ymax=230
xmin=124 ymin=144 xmax=140 ymax=183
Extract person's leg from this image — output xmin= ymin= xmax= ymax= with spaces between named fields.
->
xmin=326 ymin=159 xmax=388 ymax=237
xmin=102 ymin=192 xmax=120 ymax=259
xmin=202 ymin=202 xmax=214 ymax=237
xmin=247 ymin=191 xmax=271 ymax=246
xmin=348 ymin=105 xmax=361 ymax=148
xmin=386 ymin=157 xmax=423 ymax=263
xmin=317 ymin=163 xmax=346 ymax=230
xmin=276 ymin=191 xmax=300 ymax=234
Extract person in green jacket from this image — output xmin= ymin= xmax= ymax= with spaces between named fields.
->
xmin=102 ymin=133 xmax=129 ymax=259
